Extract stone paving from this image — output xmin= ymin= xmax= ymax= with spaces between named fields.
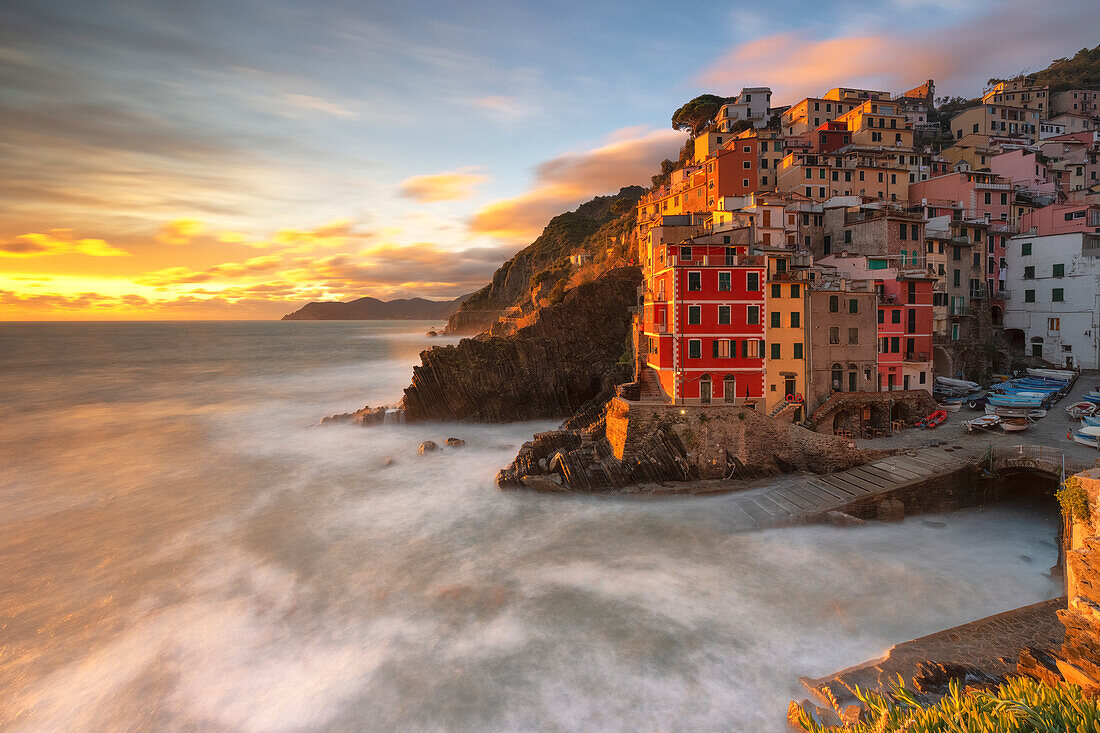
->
xmin=802 ymin=597 xmax=1066 ymax=711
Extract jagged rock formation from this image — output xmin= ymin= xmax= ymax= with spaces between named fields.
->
xmin=402 ymin=266 xmax=640 ymax=423
xmin=445 ymin=187 xmax=644 ymax=335
xmin=282 ymin=294 xmax=469 ymax=321
xmin=497 ymin=400 xmax=870 ymax=493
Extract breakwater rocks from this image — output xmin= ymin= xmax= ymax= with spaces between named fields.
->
xmin=497 ymin=399 xmax=870 ymax=493
xmin=402 ymin=267 xmax=640 ymax=423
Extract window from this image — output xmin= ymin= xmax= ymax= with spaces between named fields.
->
xmin=1053 ymin=263 xmax=1065 ymax=277
xmin=790 ymin=312 xmax=800 ymax=328
xmin=718 ymin=272 xmax=731 ymax=291
xmin=953 ymin=270 xmax=960 ymax=287
xmin=770 ymin=343 xmax=780 ymax=359
xmin=831 ymin=364 xmax=842 ymax=391
xmin=952 ymin=246 xmax=961 ymax=261
xmin=848 ymin=327 xmax=859 ymax=344
xmin=891 ymin=309 xmax=901 ymax=323
xmin=1021 ymin=242 xmax=1032 ymax=256
xmin=1024 ymin=289 xmax=1035 ymax=303
xmin=770 ymin=283 xmax=781 ymax=298
xmin=900 ymin=223 xmax=907 ymax=240
xmin=793 ymin=343 xmax=803 ymax=359
xmin=1024 ymin=266 xmax=1034 ymax=279
xmin=680 ymin=246 xmax=692 ymax=261
xmin=688 ymin=339 xmax=701 ymax=359
xmin=877 ymin=309 xmax=884 ymax=324
xmin=742 ymin=340 xmax=760 ymax=358
xmin=746 ymin=306 xmax=759 ymax=324
xmin=829 ymin=326 xmax=840 ymax=344
xmin=746 ymin=272 xmax=760 ymax=291
xmin=1048 ymin=317 xmax=1060 ymax=331
xmin=743 ymin=161 xmax=750 ymax=169
xmin=844 ymin=230 xmax=851 ymax=243
xmin=973 ymin=253 xmax=980 ymax=268
xmin=848 ymin=298 xmax=858 ymax=314
xmin=688 ymin=305 xmax=701 ymax=324
xmin=718 ymin=305 xmax=731 ymax=325
xmin=715 ymin=339 xmax=732 ymax=358
xmin=688 ymin=272 xmax=701 ymax=291
xmin=829 ymin=295 xmax=839 ymax=312
xmin=1052 ymin=288 xmax=1064 ymax=302
xmin=770 ymin=312 xmax=780 ymax=328
xmin=890 ymin=336 xmax=899 ymax=353
xmin=791 ymin=284 xmax=800 ymax=298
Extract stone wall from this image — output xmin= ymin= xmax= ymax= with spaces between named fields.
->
xmin=807 ymin=389 xmax=939 ymax=434
xmin=1056 ymin=467 xmax=1100 ymax=685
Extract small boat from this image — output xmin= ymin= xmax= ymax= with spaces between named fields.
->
xmin=1000 ymin=417 xmax=1030 ymax=433
xmin=1028 ymin=368 xmax=1075 ymax=382
xmin=936 ymin=377 xmax=980 ymax=391
xmin=918 ymin=409 xmax=948 ymax=429
xmin=987 ymin=393 xmax=1046 ymax=408
xmin=1069 ymin=425 xmax=1100 ymax=448
xmin=986 ymin=405 xmax=1047 ymax=419
xmin=964 ymin=415 xmax=1001 ymax=432
xmin=1067 ymin=402 xmax=1099 ymax=419
xmin=938 ymin=402 xmax=962 ymax=412
xmin=1081 ymin=415 xmax=1100 ymax=428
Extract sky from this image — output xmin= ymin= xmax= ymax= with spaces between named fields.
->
xmin=1 ymin=0 xmax=1096 ymax=319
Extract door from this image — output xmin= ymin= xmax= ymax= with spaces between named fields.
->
xmin=700 ymin=377 xmax=711 ymax=404
xmin=848 ymin=371 xmax=857 ymax=392
xmin=784 ymin=377 xmax=796 ymax=400
xmin=724 ymin=376 xmax=736 ymax=402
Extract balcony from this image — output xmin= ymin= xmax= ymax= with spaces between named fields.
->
xmin=648 ymin=323 xmax=669 ymax=334
xmin=904 ymin=352 xmax=930 ymax=362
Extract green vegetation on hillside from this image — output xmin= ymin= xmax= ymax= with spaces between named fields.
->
xmin=796 ymin=676 xmax=1100 ymax=733
xmin=992 ymin=44 xmax=1100 ymax=92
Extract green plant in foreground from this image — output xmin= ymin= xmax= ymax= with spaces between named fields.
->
xmin=796 ymin=675 xmax=1100 ymax=733
xmin=1058 ymin=475 xmax=1092 ymax=523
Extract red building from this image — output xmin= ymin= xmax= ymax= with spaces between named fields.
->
xmin=641 ymin=240 xmax=766 ymax=404
xmin=814 ymin=120 xmax=851 ymax=153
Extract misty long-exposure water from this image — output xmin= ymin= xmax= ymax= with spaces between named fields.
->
xmin=0 ymin=322 xmax=1062 ymax=731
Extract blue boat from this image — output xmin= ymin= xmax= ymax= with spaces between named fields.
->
xmin=987 ymin=393 xmax=1046 ymax=408
xmin=1082 ymin=415 xmax=1100 ymax=427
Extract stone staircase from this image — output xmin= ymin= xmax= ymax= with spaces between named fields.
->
xmin=637 ymin=367 xmax=668 ymax=403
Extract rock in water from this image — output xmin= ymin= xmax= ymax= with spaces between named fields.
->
xmin=444 ymin=437 xmax=465 ymax=448
xmin=877 ymin=498 xmax=906 ymax=522
xmin=417 ymin=441 xmax=438 ymax=456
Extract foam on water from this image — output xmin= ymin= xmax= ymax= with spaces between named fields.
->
xmin=0 ymin=322 xmax=1062 ymax=732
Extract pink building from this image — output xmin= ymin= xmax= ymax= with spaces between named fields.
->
xmin=908 ymin=171 xmax=1012 ymax=222
xmin=989 ymin=149 xmax=1057 ymax=198
xmin=1019 ymin=203 xmax=1100 ymax=236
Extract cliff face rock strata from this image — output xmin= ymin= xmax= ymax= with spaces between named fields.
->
xmin=402 ymin=267 xmax=640 ymax=423
xmin=445 ymin=187 xmax=644 ymax=335
xmin=497 ymin=399 xmax=869 ymax=493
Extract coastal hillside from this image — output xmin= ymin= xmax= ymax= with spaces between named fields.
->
xmin=281 ymin=294 xmax=469 ymax=321
xmin=445 ymin=186 xmax=645 ymax=334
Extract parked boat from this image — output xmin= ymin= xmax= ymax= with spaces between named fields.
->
xmin=1067 ymin=402 xmax=1099 ymax=419
xmin=986 ymin=405 xmax=1047 ymax=418
xmin=936 ymin=377 xmax=980 ymax=392
xmin=917 ymin=409 xmax=948 ymax=429
xmin=1081 ymin=415 xmax=1100 ymax=428
xmin=964 ymin=415 xmax=1001 ymax=432
xmin=1028 ymin=368 xmax=1076 ymax=382
xmin=938 ymin=401 xmax=962 ymax=412
xmin=987 ymin=393 xmax=1046 ymax=408
xmin=1000 ymin=417 xmax=1030 ymax=433
xmin=1069 ymin=425 xmax=1100 ymax=449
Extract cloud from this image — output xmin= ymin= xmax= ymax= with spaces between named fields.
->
xmin=398 ymin=169 xmax=487 ymax=202
xmin=282 ymin=93 xmax=357 ymax=118
xmin=156 ymin=219 xmax=205 ymax=245
xmin=472 ymin=95 xmax=530 ymax=120
xmin=695 ymin=0 xmax=1100 ymax=101
xmin=0 ymin=230 xmax=128 ymax=257
xmin=469 ymin=127 xmax=685 ymax=242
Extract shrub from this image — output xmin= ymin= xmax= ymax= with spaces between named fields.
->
xmin=795 ymin=675 xmax=1100 ymax=732
xmin=1057 ymin=475 xmax=1091 ymax=522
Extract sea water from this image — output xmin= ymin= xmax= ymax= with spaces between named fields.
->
xmin=0 ymin=321 xmax=1062 ymax=731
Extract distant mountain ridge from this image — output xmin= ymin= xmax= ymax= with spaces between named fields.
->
xmin=281 ymin=293 xmax=470 ymax=321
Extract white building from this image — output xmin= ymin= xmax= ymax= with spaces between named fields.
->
xmin=716 ymin=87 xmax=772 ymax=131
xmin=1004 ymin=231 xmax=1100 ymax=368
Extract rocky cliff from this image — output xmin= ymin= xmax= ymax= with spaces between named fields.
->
xmin=401 ymin=266 xmax=641 ymax=423
xmin=444 ymin=187 xmax=644 ymax=335
xmin=497 ymin=400 xmax=871 ymax=493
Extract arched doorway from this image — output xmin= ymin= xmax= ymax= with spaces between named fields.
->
xmin=831 ymin=363 xmax=842 ymax=392
xmin=990 ymin=305 xmax=1004 ymax=326
xmin=1004 ymin=328 xmax=1025 ymax=355
xmin=723 ymin=375 xmax=735 ymax=403
xmin=933 ymin=346 xmax=952 ymax=377
xmin=891 ymin=402 xmax=909 ymax=423
xmin=847 ymin=363 xmax=859 ymax=393
xmin=699 ymin=373 xmax=711 ymax=404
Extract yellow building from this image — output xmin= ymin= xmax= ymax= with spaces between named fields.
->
xmin=764 ymin=252 xmax=809 ymax=418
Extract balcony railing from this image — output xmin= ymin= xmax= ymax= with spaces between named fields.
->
xmin=904 ymin=352 xmax=930 ymax=362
